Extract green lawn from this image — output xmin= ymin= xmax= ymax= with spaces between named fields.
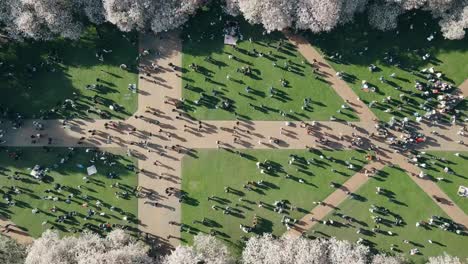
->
xmin=309 ymin=12 xmax=468 ymax=122
xmin=420 ymin=151 xmax=468 ymax=214
xmin=0 ymin=25 xmax=138 ymax=120
xmin=181 ymin=5 xmax=357 ymax=121
xmin=181 ymin=149 xmax=368 ymax=253
xmin=312 ymin=166 xmax=467 ymax=263
xmin=0 ymin=147 xmax=138 ymax=237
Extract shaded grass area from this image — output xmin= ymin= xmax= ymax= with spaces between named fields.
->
xmin=419 ymin=151 xmax=468 ymax=214
xmin=312 ymin=166 xmax=467 ymax=263
xmin=181 ymin=4 xmax=357 ymax=121
xmin=0 ymin=24 xmax=138 ymax=120
xmin=181 ymin=149 xmax=367 ymax=254
xmin=309 ymin=12 xmax=468 ymax=122
xmin=0 ymin=147 xmax=138 ymax=237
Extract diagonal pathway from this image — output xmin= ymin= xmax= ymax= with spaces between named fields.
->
xmin=284 ymin=31 xmax=377 ymax=123
xmin=459 ymin=79 xmax=468 ymax=97
xmin=391 ymin=153 xmax=468 ymax=226
xmin=0 ymin=217 xmax=33 ymax=244
xmin=287 ymin=161 xmax=387 ymax=237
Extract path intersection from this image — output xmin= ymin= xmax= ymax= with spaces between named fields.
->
xmin=1 ymin=31 xmax=466 ymax=252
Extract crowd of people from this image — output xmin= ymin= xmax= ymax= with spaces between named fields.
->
xmin=0 ymin=147 xmax=137 ymax=236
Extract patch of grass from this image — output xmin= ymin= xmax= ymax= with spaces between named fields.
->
xmin=181 ymin=4 xmax=357 ymax=121
xmin=309 ymin=12 xmax=468 ymax=122
xmin=181 ymin=149 xmax=368 ymax=254
xmin=0 ymin=25 xmax=138 ymax=120
xmin=420 ymin=151 xmax=468 ymax=214
xmin=0 ymin=147 xmax=138 ymax=237
xmin=312 ymin=166 xmax=467 ymax=263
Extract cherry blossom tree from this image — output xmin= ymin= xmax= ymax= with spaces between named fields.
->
xmin=193 ymin=234 xmax=234 ymax=264
xmin=25 ymin=229 xmax=152 ymax=264
xmin=437 ymin=3 xmax=468 ymax=39
xmin=235 ymin=0 xmax=295 ymax=32
xmin=19 ymin=0 xmax=82 ymax=40
xmin=0 ymin=0 xmax=84 ymax=40
xmin=163 ymin=234 xmax=234 ymax=264
xmin=16 ymin=229 xmax=461 ymax=264
xmin=242 ymin=233 xmax=282 ymax=263
xmin=378 ymin=0 xmax=468 ymax=39
xmin=221 ymin=0 xmax=369 ymax=33
xmin=102 ymin=0 xmax=148 ymax=32
xmin=0 ymin=235 xmax=27 ymax=264
xmin=162 ymin=246 xmax=200 ymax=264
xmin=427 ymin=253 xmax=465 ymax=264
xmin=0 ymin=0 xmax=203 ymax=40
xmin=327 ymin=237 xmax=370 ymax=264
xmin=242 ymin=234 xmax=329 ymax=264
xmin=149 ymin=0 xmax=204 ymax=34
xmin=295 ymin=0 xmax=342 ymax=33
xmin=1 ymin=0 xmax=466 ymax=41
xmin=226 ymin=0 xmax=467 ymax=39
xmin=241 ymin=234 xmax=410 ymax=264
xmin=102 ymin=0 xmax=203 ymax=33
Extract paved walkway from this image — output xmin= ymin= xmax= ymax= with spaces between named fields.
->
xmin=135 ymin=32 xmax=183 ymax=251
xmin=1 ymin=31 xmax=466 ymax=249
xmin=0 ymin=217 xmax=33 ymax=244
xmin=393 ymin=154 xmax=468 ymax=226
xmin=459 ymin=79 xmax=468 ymax=97
xmin=284 ymin=31 xmax=377 ymax=123
xmin=288 ymin=161 xmax=387 ymax=236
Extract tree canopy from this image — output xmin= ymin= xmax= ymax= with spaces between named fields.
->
xmin=2 ymin=232 xmax=464 ymax=264
xmin=24 ymin=230 xmax=152 ymax=264
xmin=0 ymin=0 xmax=466 ymax=41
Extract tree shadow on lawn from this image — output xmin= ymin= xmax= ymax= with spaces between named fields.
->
xmin=182 ymin=1 xmax=296 ymax=59
xmin=0 ymin=24 xmax=137 ymax=119
xmin=309 ymin=11 xmax=468 ymax=71
xmin=253 ymin=216 xmax=273 ymax=235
